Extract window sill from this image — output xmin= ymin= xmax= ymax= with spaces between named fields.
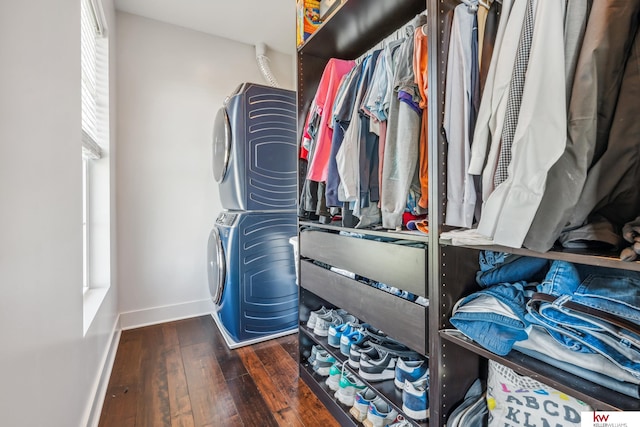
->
xmin=83 ymin=287 xmax=109 ymax=336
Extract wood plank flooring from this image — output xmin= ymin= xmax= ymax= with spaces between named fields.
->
xmin=98 ymin=316 xmax=339 ymax=427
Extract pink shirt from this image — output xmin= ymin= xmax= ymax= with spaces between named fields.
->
xmin=306 ymin=58 xmax=355 ymax=182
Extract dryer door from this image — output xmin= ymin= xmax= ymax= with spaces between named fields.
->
xmin=212 ymin=107 xmax=232 ymax=183
xmin=207 ymin=227 xmax=226 ymax=305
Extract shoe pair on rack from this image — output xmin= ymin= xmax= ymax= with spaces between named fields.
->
xmin=340 ymin=325 xmax=391 ymax=365
xmin=309 ymin=344 xmax=336 ymax=376
xmin=349 ymin=385 xmax=400 ymax=427
xmin=395 ymin=358 xmax=429 ymax=422
xmin=358 ymin=342 xmax=419 ymax=382
xmin=308 ymin=306 xmax=357 ymax=337
xmin=328 ymin=320 xmax=361 ymax=348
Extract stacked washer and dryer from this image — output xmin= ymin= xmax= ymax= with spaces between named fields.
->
xmin=208 ymin=83 xmax=299 ymax=348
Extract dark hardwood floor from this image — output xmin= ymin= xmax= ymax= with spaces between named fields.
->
xmin=98 ymin=315 xmax=340 ymax=427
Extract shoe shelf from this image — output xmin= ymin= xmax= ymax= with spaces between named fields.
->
xmin=300 ymin=326 xmax=428 ymax=427
xmin=440 ymin=329 xmax=640 ymax=412
xmin=300 ymin=260 xmax=428 ymax=354
xmin=439 ymin=237 xmax=640 ymax=272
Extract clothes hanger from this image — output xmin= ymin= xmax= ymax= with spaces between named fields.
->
xmin=459 ymin=0 xmax=479 ymax=12
xmin=479 ymin=0 xmax=491 ymax=9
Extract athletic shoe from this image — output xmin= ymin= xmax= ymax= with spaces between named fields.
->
xmin=334 ymin=370 xmax=366 ymax=407
xmin=328 ymin=321 xmax=359 ymax=348
xmin=343 ymin=326 xmax=390 ymax=365
xmin=394 ymin=357 xmax=428 ymax=389
xmin=363 ymin=396 xmax=398 ymax=427
xmin=357 ymin=341 xmax=416 ymax=378
xmin=340 ymin=324 xmax=387 ymax=355
xmin=349 ymin=387 xmax=377 ymax=422
xmin=402 ymin=376 xmax=429 ymax=421
xmin=325 ymin=361 xmax=342 ymax=391
xmin=313 ymin=311 xmax=344 ymax=337
xmin=308 ymin=344 xmax=323 ymax=365
xmin=387 ymin=416 xmax=412 ymax=427
xmin=311 ymin=348 xmax=335 ymax=376
xmin=307 ymin=306 xmax=329 ymax=330
xmin=358 ymin=346 xmax=398 ymax=382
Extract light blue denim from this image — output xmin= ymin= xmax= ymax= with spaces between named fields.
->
xmin=450 ymin=282 xmax=532 ymax=356
xmin=476 ymin=251 xmax=549 ymax=288
xmin=515 ymin=345 xmax=640 ymax=399
xmin=526 ymin=260 xmax=640 ymax=377
xmin=537 ymin=260 xmax=640 ymax=324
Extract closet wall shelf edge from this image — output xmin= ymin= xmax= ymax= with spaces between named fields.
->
xmin=297 ymin=0 xmax=426 ymax=59
xmin=439 ymin=239 xmax=640 ymax=272
xmin=440 ymin=330 xmax=640 ymax=412
xmin=299 ymin=220 xmax=430 ymax=243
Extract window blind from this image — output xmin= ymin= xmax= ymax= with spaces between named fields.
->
xmin=81 ymin=0 xmax=106 ymax=160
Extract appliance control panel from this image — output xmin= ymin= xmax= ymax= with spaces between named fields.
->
xmin=216 ymin=212 xmax=238 ymax=226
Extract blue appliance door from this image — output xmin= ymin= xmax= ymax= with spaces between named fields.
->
xmin=212 ymin=106 xmax=232 ymax=184
xmin=207 ymin=226 xmax=226 ymax=305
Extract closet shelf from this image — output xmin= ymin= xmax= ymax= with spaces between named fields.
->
xmin=440 ymin=329 xmax=640 ymax=412
xmin=297 ymin=0 xmax=426 ymax=59
xmin=439 ymin=238 xmax=640 ymax=272
xmin=299 ymin=220 xmax=430 ymax=243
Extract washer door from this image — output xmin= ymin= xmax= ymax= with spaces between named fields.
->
xmin=207 ymin=227 xmax=226 ymax=305
xmin=212 ymin=107 xmax=231 ymax=183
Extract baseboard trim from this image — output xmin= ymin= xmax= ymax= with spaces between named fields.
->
xmin=119 ymin=299 xmax=215 ymax=330
xmin=84 ymin=315 xmax=121 ymax=427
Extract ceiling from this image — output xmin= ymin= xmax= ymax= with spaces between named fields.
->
xmin=114 ymin=0 xmax=297 ymax=55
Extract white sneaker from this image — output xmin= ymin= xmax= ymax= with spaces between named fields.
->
xmin=334 ymin=370 xmax=366 ymax=407
xmin=363 ymin=396 xmax=398 ymax=427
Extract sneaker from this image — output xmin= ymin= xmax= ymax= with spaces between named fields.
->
xmin=313 ymin=311 xmax=344 ymax=337
xmin=307 ymin=306 xmax=329 ymax=330
xmin=325 ymin=361 xmax=342 ymax=391
xmin=394 ymin=358 xmax=428 ymax=389
xmin=402 ymin=377 xmax=429 ymax=421
xmin=363 ymin=396 xmax=398 ymax=427
xmin=357 ymin=342 xmax=416 ymax=379
xmin=387 ymin=416 xmax=412 ymax=427
xmin=334 ymin=370 xmax=366 ymax=407
xmin=343 ymin=327 xmax=390 ymax=366
xmin=358 ymin=346 xmax=398 ymax=382
xmin=349 ymin=387 xmax=377 ymax=422
xmin=307 ymin=344 xmax=322 ymax=365
xmin=311 ymin=348 xmax=335 ymax=376
xmin=328 ymin=321 xmax=359 ymax=348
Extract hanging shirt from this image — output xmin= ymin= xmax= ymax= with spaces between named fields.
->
xmin=444 ymin=4 xmax=477 ymax=228
xmin=414 ymin=25 xmax=429 ymax=210
xmin=305 ymin=58 xmax=356 ymax=183
xmin=475 ymin=0 xmax=567 ymax=248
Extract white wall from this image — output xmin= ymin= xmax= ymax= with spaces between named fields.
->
xmin=116 ymin=12 xmax=295 ymax=327
xmin=0 ymin=0 xmax=119 ymax=426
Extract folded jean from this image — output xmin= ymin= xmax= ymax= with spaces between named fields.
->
xmin=537 ymin=260 xmax=640 ymax=326
xmin=451 ymin=282 xmax=531 ymax=355
xmin=476 ymin=252 xmax=549 ymax=288
xmin=515 ymin=325 xmax=640 ymax=384
xmin=527 ymin=300 xmax=640 ymax=378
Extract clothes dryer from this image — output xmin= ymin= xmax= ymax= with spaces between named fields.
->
xmin=212 ymin=83 xmax=298 ymax=211
xmin=207 ymin=210 xmax=298 ymax=348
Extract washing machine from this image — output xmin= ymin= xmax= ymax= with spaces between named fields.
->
xmin=207 ymin=210 xmax=299 ymax=348
xmin=212 ymin=83 xmax=298 ymax=211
